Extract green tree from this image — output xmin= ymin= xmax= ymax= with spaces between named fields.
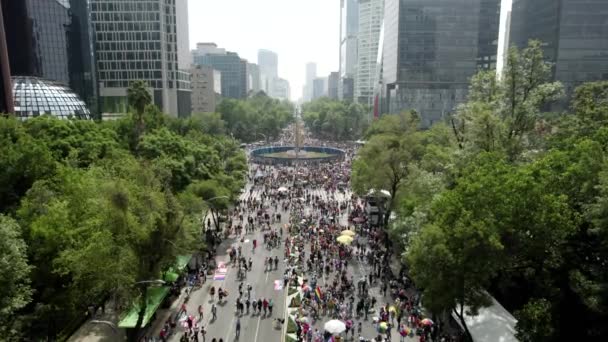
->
xmin=452 ymin=40 xmax=563 ymax=159
xmin=0 ymin=215 xmax=32 ymax=334
xmin=515 ymin=298 xmax=555 ymax=342
xmin=352 ymin=111 xmax=422 ymax=228
xmin=127 ymin=80 xmax=152 ymax=116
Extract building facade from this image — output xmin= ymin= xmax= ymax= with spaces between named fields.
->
xmin=381 ymin=0 xmax=501 ymax=127
xmin=195 ymin=52 xmax=248 ymax=99
xmin=258 ymin=49 xmax=278 ymax=79
xmin=272 ymin=78 xmax=291 ymax=101
xmin=355 ymin=0 xmax=384 ymax=107
xmin=510 ymin=0 xmax=608 ymax=97
xmin=339 ymin=0 xmax=359 ymax=101
xmin=304 ymin=62 xmax=317 ymax=101
xmin=191 ymin=64 xmax=220 ymax=113
xmin=312 ymin=77 xmax=327 ymax=100
xmin=192 ymin=42 xmax=226 ymax=60
xmin=2 ymin=0 xmax=97 ymax=115
xmin=247 ymin=62 xmax=261 ymax=94
xmin=91 ymin=0 xmax=191 ymax=117
xmin=328 ymin=72 xmax=340 ymax=99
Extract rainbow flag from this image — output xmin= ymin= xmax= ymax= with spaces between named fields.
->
xmin=315 ymin=286 xmax=323 ymax=301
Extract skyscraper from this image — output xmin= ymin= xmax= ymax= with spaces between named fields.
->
xmin=355 ymin=0 xmax=384 ymax=107
xmin=381 ymin=0 xmax=501 ymax=127
xmin=195 ymin=52 xmax=248 ymax=99
xmin=328 ymin=72 xmax=340 ymax=99
xmin=272 ymin=78 xmax=291 ymax=101
xmin=2 ymin=0 xmax=97 ymax=115
xmin=247 ymin=62 xmax=261 ymax=94
xmin=91 ymin=0 xmax=191 ymax=117
xmin=0 ymin=0 xmax=13 ymax=114
xmin=510 ymin=0 xmax=608 ymax=96
xmin=258 ymin=49 xmax=278 ymax=79
xmin=304 ymin=62 xmax=317 ymax=101
xmin=313 ymin=77 xmax=327 ymax=100
xmin=339 ymin=0 xmax=359 ymax=101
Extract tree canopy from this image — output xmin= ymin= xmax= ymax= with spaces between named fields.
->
xmin=0 ymin=82 xmax=247 ymax=340
xmin=302 ymin=98 xmax=370 ymax=141
xmin=354 ymin=40 xmax=608 ymax=341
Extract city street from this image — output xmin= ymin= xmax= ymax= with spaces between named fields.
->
xmin=147 ymin=157 xmax=422 ymax=342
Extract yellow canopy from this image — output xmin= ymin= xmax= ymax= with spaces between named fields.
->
xmin=341 ymin=230 xmax=356 ymax=237
xmin=336 ymin=235 xmax=354 ymax=245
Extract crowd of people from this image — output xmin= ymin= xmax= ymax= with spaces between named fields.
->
xmin=152 ymin=126 xmax=462 ymax=342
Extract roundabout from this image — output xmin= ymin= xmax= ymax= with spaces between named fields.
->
xmin=250 ymin=146 xmax=345 ymax=165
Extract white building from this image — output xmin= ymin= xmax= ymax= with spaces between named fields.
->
xmin=340 ymin=0 xmax=359 ymax=101
xmin=191 ymin=65 xmax=221 ymax=113
xmin=303 ymin=62 xmax=317 ymax=102
xmin=355 ymin=0 xmax=384 ymax=107
xmin=91 ymin=0 xmax=191 ymax=117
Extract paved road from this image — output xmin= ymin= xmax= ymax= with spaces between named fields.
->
xmin=69 ymin=161 xmax=419 ymax=342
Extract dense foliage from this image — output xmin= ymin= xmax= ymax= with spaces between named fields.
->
xmin=352 ymin=40 xmax=608 ymax=341
xmin=0 ymin=85 xmax=247 ymax=340
xmin=216 ymin=92 xmax=294 ymax=142
xmin=301 ymin=98 xmax=370 ymax=141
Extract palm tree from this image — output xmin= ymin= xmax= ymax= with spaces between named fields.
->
xmin=127 ymin=80 xmax=152 ymax=146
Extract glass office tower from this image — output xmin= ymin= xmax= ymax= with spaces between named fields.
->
xmin=382 ymin=0 xmax=500 ymax=127
xmin=2 ymin=0 xmax=97 ymax=115
xmin=91 ymin=0 xmax=191 ymax=118
xmin=195 ymin=52 xmax=248 ymax=100
xmin=510 ymin=0 xmax=608 ymax=96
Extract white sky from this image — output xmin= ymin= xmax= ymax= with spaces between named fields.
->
xmin=187 ymin=0 xmax=512 ymax=102
xmin=188 ymin=0 xmax=340 ymax=101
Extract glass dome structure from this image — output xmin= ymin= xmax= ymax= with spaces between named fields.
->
xmin=12 ymin=76 xmax=91 ymax=120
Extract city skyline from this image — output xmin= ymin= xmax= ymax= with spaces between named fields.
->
xmin=187 ymin=0 xmax=339 ymax=101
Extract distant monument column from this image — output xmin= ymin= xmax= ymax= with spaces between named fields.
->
xmin=294 ymin=119 xmax=302 ymax=160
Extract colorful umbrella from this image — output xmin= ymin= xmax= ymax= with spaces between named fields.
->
xmin=388 ymin=306 xmax=397 ymax=313
xmin=399 ymin=326 xmax=411 ymax=336
xmin=378 ymin=322 xmax=388 ymax=333
xmin=336 ymin=235 xmax=354 ymax=245
xmin=341 ymin=230 xmax=356 ymax=237
xmin=421 ymin=318 xmax=434 ymax=326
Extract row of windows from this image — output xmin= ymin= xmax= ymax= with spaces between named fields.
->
xmin=97 ymin=51 xmax=162 ymax=62
xmin=96 ymin=41 xmax=162 ymax=52
xmin=95 ymin=22 xmax=161 ymax=32
xmin=98 ymin=61 xmax=162 ymax=71
xmin=92 ymin=12 xmax=160 ymax=22
xmin=91 ymin=1 xmax=160 ymax=12
xmin=97 ymin=31 xmax=161 ymax=42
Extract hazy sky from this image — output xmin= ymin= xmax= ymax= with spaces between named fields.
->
xmin=187 ymin=0 xmax=512 ymax=102
xmin=188 ymin=0 xmax=340 ymax=101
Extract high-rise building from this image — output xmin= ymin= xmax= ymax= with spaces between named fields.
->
xmin=0 ymin=0 xmax=13 ymax=114
xmin=313 ymin=77 xmax=327 ymax=100
xmin=191 ymin=65 xmax=220 ymax=113
xmin=91 ymin=0 xmax=192 ymax=117
xmin=2 ymin=0 xmax=97 ymax=115
xmin=247 ymin=62 xmax=261 ymax=94
xmin=381 ymin=0 xmax=501 ymax=127
xmin=192 ymin=42 xmax=226 ymax=61
xmin=355 ymin=0 xmax=384 ymax=107
xmin=304 ymin=62 xmax=317 ymax=101
xmin=195 ymin=52 xmax=248 ymax=99
xmin=258 ymin=49 xmax=278 ymax=79
xmin=510 ymin=0 xmax=608 ymax=97
xmin=339 ymin=0 xmax=359 ymax=101
xmin=272 ymin=78 xmax=291 ymax=101
xmin=328 ymin=72 xmax=340 ymax=99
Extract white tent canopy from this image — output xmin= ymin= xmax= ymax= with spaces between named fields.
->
xmin=454 ymin=296 xmax=519 ymax=342
xmin=366 ymin=189 xmax=391 ymax=198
